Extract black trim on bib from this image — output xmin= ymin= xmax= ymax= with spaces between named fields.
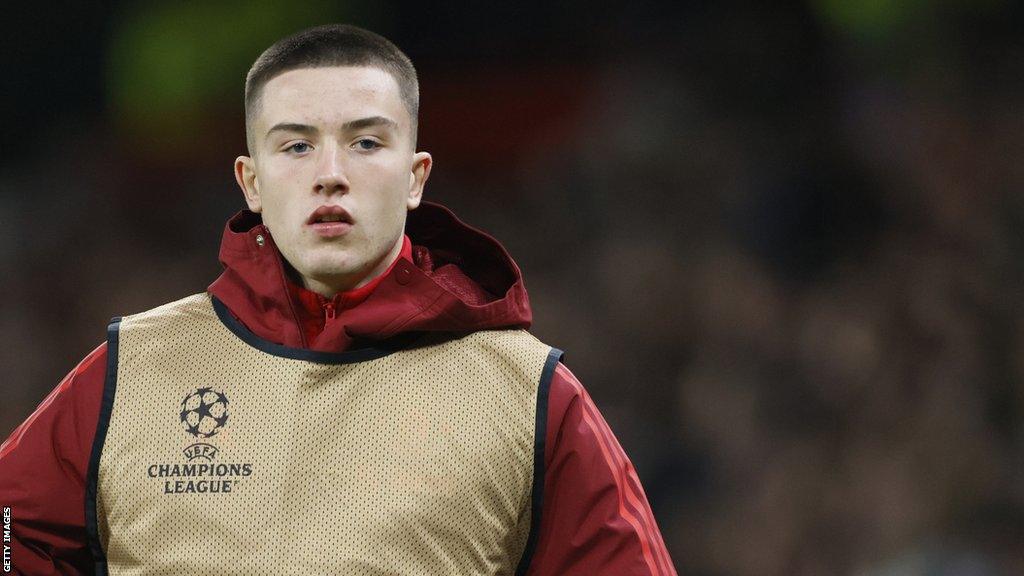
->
xmin=85 ymin=317 xmax=121 ymax=576
xmin=210 ymin=294 xmax=421 ymax=364
xmin=514 ymin=346 xmax=564 ymax=576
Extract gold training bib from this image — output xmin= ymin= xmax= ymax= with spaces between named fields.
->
xmin=85 ymin=293 xmax=561 ymax=576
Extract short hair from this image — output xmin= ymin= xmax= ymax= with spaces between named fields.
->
xmin=244 ymin=24 xmax=419 ymax=154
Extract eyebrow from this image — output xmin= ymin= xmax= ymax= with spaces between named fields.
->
xmin=264 ymin=116 xmax=400 ymax=140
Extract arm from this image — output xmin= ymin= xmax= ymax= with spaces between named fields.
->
xmin=525 ymin=362 xmax=677 ymax=576
xmin=0 ymin=343 xmax=106 ymax=575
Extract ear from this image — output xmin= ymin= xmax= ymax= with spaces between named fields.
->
xmin=406 ymin=151 xmax=432 ymax=211
xmin=234 ymin=155 xmax=262 ymax=213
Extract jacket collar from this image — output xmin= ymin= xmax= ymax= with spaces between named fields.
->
xmin=207 ymin=201 xmax=532 ymax=352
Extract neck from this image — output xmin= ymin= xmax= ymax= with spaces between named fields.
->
xmin=296 ymin=236 xmax=405 ymax=298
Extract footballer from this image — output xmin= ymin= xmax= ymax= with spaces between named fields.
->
xmin=0 ymin=24 xmax=676 ymax=575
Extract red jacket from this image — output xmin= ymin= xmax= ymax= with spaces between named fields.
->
xmin=0 ymin=201 xmax=676 ymax=575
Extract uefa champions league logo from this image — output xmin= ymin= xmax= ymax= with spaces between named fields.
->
xmin=180 ymin=387 xmax=229 ymax=461
xmin=146 ymin=386 xmax=253 ymax=494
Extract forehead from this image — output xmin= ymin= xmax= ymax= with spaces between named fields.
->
xmin=256 ymin=66 xmax=407 ymax=129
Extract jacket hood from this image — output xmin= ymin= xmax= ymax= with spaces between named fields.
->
xmin=207 ymin=201 xmax=532 ymax=352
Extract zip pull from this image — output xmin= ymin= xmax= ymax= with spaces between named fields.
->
xmin=323 ymin=301 xmax=336 ymax=322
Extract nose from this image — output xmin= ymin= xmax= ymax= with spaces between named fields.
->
xmin=313 ymin=142 xmax=350 ymax=195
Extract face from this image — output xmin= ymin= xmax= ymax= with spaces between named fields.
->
xmin=234 ymin=66 xmax=431 ymax=296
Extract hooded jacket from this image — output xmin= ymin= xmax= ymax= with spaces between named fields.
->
xmin=0 ymin=201 xmax=676 ymax=575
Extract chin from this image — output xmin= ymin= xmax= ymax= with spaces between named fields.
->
xmin=303 ymin=260 xmax=360 ymax=278
xmin=305 ymin=255 xmax=366 ymax=278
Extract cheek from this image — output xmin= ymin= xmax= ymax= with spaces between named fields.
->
xmin=374 ymin=162 xmax=413 ymax=205
xmin=260 ymin=156 xmax=311 ymax=189
xmin=258 ymin=164 xmax=309 ymax=216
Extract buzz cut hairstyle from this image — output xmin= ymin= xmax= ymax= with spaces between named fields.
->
xmin=244 ymin=23 xmax=419 ymax=155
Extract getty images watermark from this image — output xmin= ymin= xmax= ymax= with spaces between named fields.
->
xmin=2 ymin=507 xmax=10 ymax=573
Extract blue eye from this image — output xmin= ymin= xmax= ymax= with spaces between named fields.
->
xmin=357 ymin=139 xmax=380 ymax=150
xmin=287 ymin=142 xmax=311 ymax=154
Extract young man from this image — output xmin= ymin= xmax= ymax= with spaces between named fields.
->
xmin=0 ymin=24 xmax=676 ymax=575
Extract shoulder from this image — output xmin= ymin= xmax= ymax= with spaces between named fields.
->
xmin=0 ymin=341 xmax=108 ymax=464
xmin=436 ymin=329 xmax=559 ymax=361
xmin=117 ymin=292 xmax=217 ymax=330
xmin=462 ymin=328 xmax=553 ymax=351
xmin=121 ymin=292 xmax=214 ymax=322
xmin=460 ymin=329 xmax=563 ymax=377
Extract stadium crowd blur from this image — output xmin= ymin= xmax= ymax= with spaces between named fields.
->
xmin=3 ymin=1 xmax=1024 ymax=575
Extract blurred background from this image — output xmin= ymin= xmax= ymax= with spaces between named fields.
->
xmin=4 ymin=1 xmax=1024 ymax=574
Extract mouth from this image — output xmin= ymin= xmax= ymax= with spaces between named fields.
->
xmin=307 ymin=205 xmax=354 ymax=238
xmin=307 ymin=205 xmax=353 ymax=225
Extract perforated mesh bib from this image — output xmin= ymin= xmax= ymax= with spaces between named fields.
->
xmin=87 ymin=293 xmax=558 ymax=576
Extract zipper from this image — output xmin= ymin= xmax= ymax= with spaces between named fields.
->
xmin=323 ymin=300 xmax=336 ymax=323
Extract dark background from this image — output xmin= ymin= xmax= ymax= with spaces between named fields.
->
xmin=4 ymin=1 xmax=1024 ymax=574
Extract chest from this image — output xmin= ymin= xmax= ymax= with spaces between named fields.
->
xmin=95 ymin=335 xmax=541 ymax=575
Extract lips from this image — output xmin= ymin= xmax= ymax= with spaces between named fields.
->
xmin=307 ymin=205 xmax=354 ymax=239
xmin=307 ymin=205 xmax=353 ymax=225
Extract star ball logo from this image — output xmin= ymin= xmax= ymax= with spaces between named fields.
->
xmin=180 ymin=387 xmax=228 ymax=461
xmin=181 ymin=387 xmax=229 ymax=439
